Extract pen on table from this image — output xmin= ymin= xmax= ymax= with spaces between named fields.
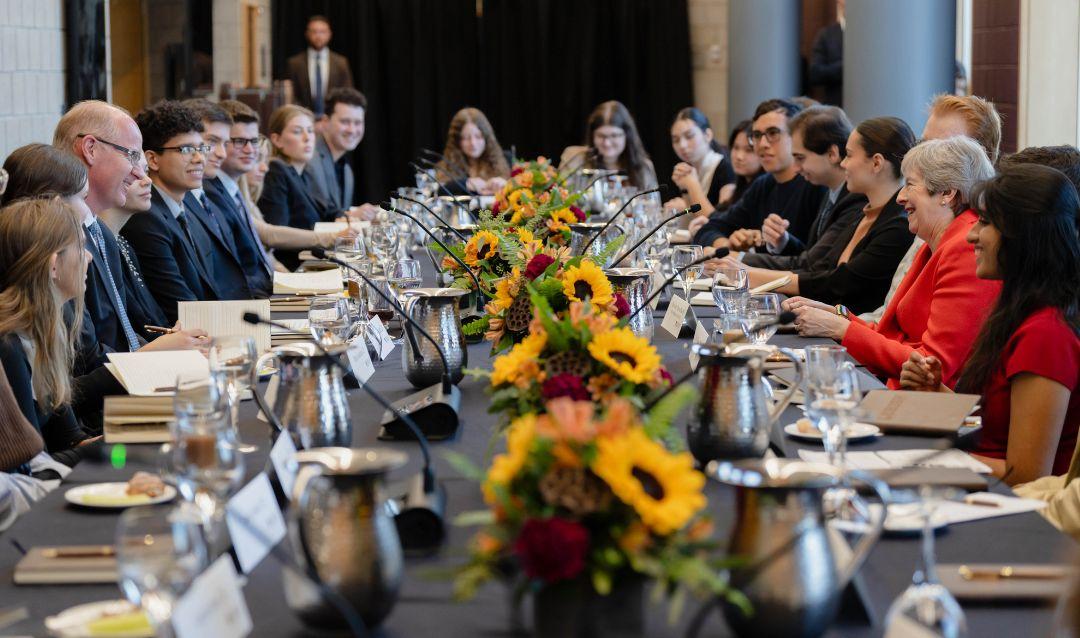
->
xmin=144 ymin=325 xmax=207 ymax=340
xmin=963 ymin=497 xmax=1001 ymax=508
xmin=9 ymin=538 xmax=27 ymax=556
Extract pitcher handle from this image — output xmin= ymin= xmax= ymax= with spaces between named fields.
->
xmin=253 ymin=351 xmax=284 ymax=436
xmin=766 ymin=347 xmax=804 ymax=426
xmin=401 ymin=294 xmax=425 ymax=363
xmin=835 ymin=468 xmax=891 ymax=586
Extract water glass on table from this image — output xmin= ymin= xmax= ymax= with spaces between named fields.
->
xmin=207 ymin=336 xmax=258 ymax=453
xmin=712 ymin=267 xmax=749 ymax=314
xmin=740 ymin=293 xmax=782 ymax=345
xmin=308 ymin=295 xmax=352 ymax=344
xmin=389 ymin=258 xmax=423 ymax=300
xmin=116 ymin=504 xmax=208 ymax=637
xmin=672 ymin=245 xmax=704 ymax=300
xmin=334 ymin=235 xmax=366 ymax=263
xmin=369 ymin=221 xmax=400 ymax=276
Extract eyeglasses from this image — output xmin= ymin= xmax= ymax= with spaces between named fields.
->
xmin=156 ymin=144 xmax=212 ymax=156
xmin=749 ymin=127 xmax=786 ymax=146
xmin=595 ymin=130 xmax=626 ymax=142
xmin=227 ymin=137 xmax=261 ymax=149
xmin=76 ymin=134 xmax=144 ymax=169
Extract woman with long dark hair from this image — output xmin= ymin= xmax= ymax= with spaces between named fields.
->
xmin=435 ymin=107 xmax=510 ymax=196
xmin=901 ymin=164 xmax=1080 ymax=484
xmin=664 ymin=107 xmax=734 ymax=226
xmin=559 ymin=100 xmax=657 ymax=190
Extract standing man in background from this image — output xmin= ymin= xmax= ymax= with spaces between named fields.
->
xmin=809 ymin=0 xmax=844 ymax=107
xmin=286 ymin=15 xmax=355 ymax=118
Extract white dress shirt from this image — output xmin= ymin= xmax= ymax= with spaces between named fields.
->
xmin=307 ymin=47 xmax=329 ymax=100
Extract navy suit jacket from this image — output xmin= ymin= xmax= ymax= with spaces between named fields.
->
xmin=121 ymin=188 xmax=220 ymax=323
xmin=183 ymin=190 xmax=257 ymax=300
xmin=82 ymin=220 xmax=157 ymax=352
xmin=257 ymin=158 xmax=332 ymax=269
xmin=204 ymin=177 xmax=273 ymax=297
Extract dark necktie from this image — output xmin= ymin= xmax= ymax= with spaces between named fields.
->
xmin=88 ymin=220 xmax=140 ymax=352
xmin=814 ymin=192 xmax=837 ymax=241
xmin=196 ymin=192 xmax=225 ymax=240
xmin=313 ymin=52 xmax=325 ymax=117
xmin=176 ymin=210 xmax=199 ymax=257
xmin=234 ymin=191 xmax=273 ymax=276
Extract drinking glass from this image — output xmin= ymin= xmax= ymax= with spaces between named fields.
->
xmin=388 ymin=258 xmax=423 ymax=300
xmin=884 ymin=486 xmax=968 ymax=637
xmin=116 ymin=504 xmax=208 ymax=636
xmin=369 ymin=222 xmax=400 ymax=276
xmin=207 ymin=336 xmax=257 ymax=453
xmin=672 ymin=245 xmax=704 ymax=300
xmin=711 ymin=267 xmax=749 ymax=314
xmin=740 ymin=293 xmax=782 ymax=345
xmin=308 ymin=295 xmax=352 ymax=344
xmin=334 ymin=234 xmax=366 ymax=263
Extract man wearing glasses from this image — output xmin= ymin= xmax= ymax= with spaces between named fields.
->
xmin=693 ymin=98 xmax=827 ymax=254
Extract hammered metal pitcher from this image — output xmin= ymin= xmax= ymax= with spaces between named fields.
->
xmin=687 ymin=344 xmax=803 ymax=463
xmin=604 ymin=267 xmax=653 ymax=340
xmin=569 ymin=222 xmax=624 ymax=266
xmin=401 ymin=288 xmax=468 ymax=388
xmin=283 ymin=447 xmax=407 ymax=629
xmin=255 ymin=343 xmax=351 ymax=449
xmin=707 ymin=459 xmax=889 ymax=638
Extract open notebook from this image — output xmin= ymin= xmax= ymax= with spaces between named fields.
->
xmin=177 ymin=299 xmax=271 ymax=352
xmin=272 ymin=268 xmax=344 ymax=295
xmin=105 ymin=350 xmax=209 ymax=397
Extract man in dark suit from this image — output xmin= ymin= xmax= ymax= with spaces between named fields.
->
xmin=305 ymin=87 xmax=379 ymax=221
xmin=808 ymin=0 xmax=844 ymax=107
xmin=183 ymin=99 xmax=272 ymax=298
xmin=286 ymin=15 xmax=354 ymax=117
xmin=124 ymin=101 xmax=222 ymax=323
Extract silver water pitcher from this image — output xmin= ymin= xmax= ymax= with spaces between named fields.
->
xmin=401 ymin=288 xmax=468 ymax=388
xmin=435 ymin=195 xmax=474 ymax=228
xmin=708 ymin=459 xmax=889 ymax=638
xmin=687 ymin=344 xmax=803 ymax=463
xmin=283 ymin=447 xmax=407 ymax=629
xmin=569 ymin=222 xmax=624 ymax=266
xmin=604 ymin=267 xmax=653 ymax=340
xmin=255 ymin=343 xmax=352 ymax=449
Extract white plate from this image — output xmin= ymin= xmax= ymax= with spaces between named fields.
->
xmin=45 ymin=599 xmax=153 ymax=638
xmin=64 ymin=482 xmax=176 ymax=509
xmin=783 ymin=422 xmax=882 ymax=442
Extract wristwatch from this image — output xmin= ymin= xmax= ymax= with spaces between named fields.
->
xmin=834 ymin=304 xmax=849 ymax=318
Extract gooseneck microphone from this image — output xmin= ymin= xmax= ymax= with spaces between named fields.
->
xmin=623 ymin=252 xmax=717 ymax=324
xmin=581 ymin=183 xmax=675 ymax=253
xmin=311 ymin=248 xmax=463 ymax=442
xmin=381 ymin=201 xmax=486 ymax=315
xmin=609 ymin=203 xmax=702 ymax=266
xmin=395 ymin=193 xmax=469 ymax=243
xmin=417 ymin=155 xmax=470 ymax=196
xmin=410 ymin=161 xmax=476 ymax=223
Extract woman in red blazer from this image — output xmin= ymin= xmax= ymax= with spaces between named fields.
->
xmin=784 ymin=136 xmax=999 ymax=388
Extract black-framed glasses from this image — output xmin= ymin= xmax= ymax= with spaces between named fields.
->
xmin=749 ymin=127 xmax=786 ymax=146
xmin=227 ymin=137 xmax=260 ymax=149
xmin=76 ymin=133 xmax=143 ymax=168
xmin=155 ymin=144 xmax=212 ymax=156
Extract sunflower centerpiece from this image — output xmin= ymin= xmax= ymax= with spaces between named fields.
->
xmin=492 ymin=157 xmax=589 ymax=246
xmin=478 ymin=287 xmax=671 ymax=423
xmin=451 ymin=397 xmax=745 ymax=632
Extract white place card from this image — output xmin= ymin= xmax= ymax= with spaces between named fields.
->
xmin=172 ymin=555 xmax=252 ymax=638
xmin=367 ymin=316 xmax=396 ymax=360
xmin=268 ymin=432 xmax=298 ymax=499
xmin=346 ymin=341 xmax=375 ymax=383
xmin=660 ymin=295 xmax=690 ymax=338
xmin=225 ymin=473 xmax=287 ymax=574
xmin=649 ymin=270 xmax=666 ymax=309
xmin=688 ymin=321 xmax=709 ymax=370
xmin=256 ymin=374 xmax=280 ymax=423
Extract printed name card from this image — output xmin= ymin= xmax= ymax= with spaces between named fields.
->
xmin=268 ymin=432 xmax=298 ymax=498
xmin=660 ymin=295 xmax=690 ymax=338
xmin=225 ymin=473 xmax=287 ymax=574
xmin=367 ymin=316 xmax=396 ymax=360
xmin=172 ymin=555 xmax=253 ymax=638
xmin=649 ymin=270 xmax=666 ymax=309
xmin=346 ymin=341 xmax=375 ymax=384
xmin=688 ymin=321 xmax=710 ymax=370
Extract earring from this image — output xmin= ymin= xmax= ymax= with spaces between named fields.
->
xmin=940 ymin=199 xmax=947 ymax=206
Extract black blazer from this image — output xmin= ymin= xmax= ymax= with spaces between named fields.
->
xmin=286 ymin=49 xmax=355 ymax=112
xmin=121 ymin=188 xmax=220 ymax=324
xmin=204 ymin=178 xmax=273 ymax=298
xmin=116 ymin=234 xmax=169 ymax=329
xmin=743 ymin=186 xmax=868 ymax=269
xmin=183 ymin=190 xmax=257 ymax=300
xmin=257 ymin=159 xmax=332 ymax=270
xmin=797 ymin=192 xmax=916 ymax=314
xmin=809 ymin=22 xmax=843 ymax=106
xmin=82 ymin=221 xmax=158 ymax=351
xmin=0 ymin=333 xmax=88 ymax=466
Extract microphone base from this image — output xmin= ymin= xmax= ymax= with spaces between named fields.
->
xmin=393 ymin=477 xmax=447 ymax=555
xmin=378 ymin=383 xmax=462 ymax=441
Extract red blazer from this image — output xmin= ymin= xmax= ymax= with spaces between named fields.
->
xmin=842 ymin=210 xmax=1001 ymax=388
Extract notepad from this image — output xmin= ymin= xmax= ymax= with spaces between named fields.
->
xmin=751 ymin=275 xmax=792 ymax=294
xmin=178 ymin=299 xmax=271 ymax=353
xmin=102 ymin=396 xmax=174 ymax=444
xmin=798 ymin=449 xmax=993 ymax=474
xmin=690 ymin=291 xmax=715 ymax=306
xmin=14 ymin=546 xmax=118 ymax=585
xmin=273 ymin=268 xmax=344 ymax=294
xmin=859 ymin=390 xmax=981 ymax=435
xmin=313 ymin=221 xmax=369 ymax=234
xmin=106 ymin=350 xmax=209 ymax=396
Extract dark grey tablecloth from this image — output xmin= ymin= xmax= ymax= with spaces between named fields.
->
xmin=0 ymin=311 xmax=1074 ymax=637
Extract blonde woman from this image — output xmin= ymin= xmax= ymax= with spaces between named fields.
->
xmin=0 ymin=197 xmax=95 ymax=466
xmin=436 ymin=107 xmax=510 ymax=195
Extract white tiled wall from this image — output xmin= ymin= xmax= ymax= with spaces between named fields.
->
xmin=0 ymin=0 xmax=66 ymax=162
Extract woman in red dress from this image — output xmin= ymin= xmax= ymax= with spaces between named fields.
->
xmin=901 ymin=164 xmax=1080 ymax=485
xmin=783 ymin=136 xmax=999 ymax=388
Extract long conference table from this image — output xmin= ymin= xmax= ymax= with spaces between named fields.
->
xmin=0 ymin=299 xmax=1074 ymax=637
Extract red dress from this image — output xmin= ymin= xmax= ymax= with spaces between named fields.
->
xmin=842 ymin=210 xmax=1001 ymax=389
xmin=973 ymin=307 xmax=1080 ymax=475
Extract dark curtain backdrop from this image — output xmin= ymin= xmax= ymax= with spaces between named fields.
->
xmin=272 ymin=0 xmax=692 ymax=204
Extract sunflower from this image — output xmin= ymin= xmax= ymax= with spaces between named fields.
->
xmin=545 ymin=207 xmax=578 ymax=234
xmin=465 ymin=230 xmax=500 ymax=267
xmin=490 ymin=331 xmax=548 ymax=386
xmin=483 ymin=413 xmax=537 ymax=505
xmin=490 ymin=270 xmax=519 ymax=313
xmin=587 ymin=327 xmax=661 ymax=384
xmin=561 ymin=260 xmax=614 ymax=308
xmin=593 ymin=429 xmax=706 ymax=536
